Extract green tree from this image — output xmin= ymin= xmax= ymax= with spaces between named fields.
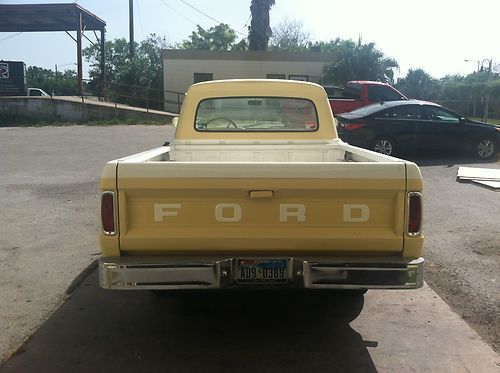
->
xmin=320 ymin=38 xmax=399 ymax=84
xmin=26 ymin=66 xmax=54 ymax=94
xmin=396 ymin=68 xmax=438 ymax=100
xmin=56 ymin=70 xmax=78 ymax=95
xmin=392 ymin=69 xmax=500 ymax=118
xmin=269 ymin=18 xmax=310 ymax=52
xmin=248 ymin=0 xmax=275 ymax=50
xmin=437 ymin=74 xmax=500 ymax=118
xmin=180 ymin=23 xmax=247 ymax=51
xmin=26 ymin=66 xmax=77 ymax=96
xmin=84 ymin=34 xmax=169 ymax=109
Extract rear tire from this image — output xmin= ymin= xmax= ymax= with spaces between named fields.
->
xmin=372 ymin=136 xmax=396 ymax=156
xmin=474 ymin=138 xmax=496 ymax=159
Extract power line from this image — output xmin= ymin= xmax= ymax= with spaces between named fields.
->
xmin=178 ymin=0 xmax=223 ymax=25
xmin=158 ymin=0 xmax=199 ymax=28
xmin=176 ymin=0 xmax=247 ymax=37
xmin=243 ymin=14 xmax=251 ymax=28
xmin=0 ymin=32 xmax=23 ymax=43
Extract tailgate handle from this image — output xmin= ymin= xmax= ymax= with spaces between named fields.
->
xmin=249 ymin=190 xmax=274 ymax=199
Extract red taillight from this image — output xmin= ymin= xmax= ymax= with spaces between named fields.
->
xmin=408 ymin=193 xmax=422 ymax=235
xmin=344 ymin=123 xmax=366 ymax=131
xmin=101 ymin=192 xmax=116 ymax=235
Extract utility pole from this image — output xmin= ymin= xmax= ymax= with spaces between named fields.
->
xmin=473 ymin=60 xmax=479 ymax=117
xmin=465 ymin=59 xmax=480 ymax=117
xmin=129 ymin=0 xmax=135 ymax=58
xmin=483 ymin=59 xmax=492 ymax=122
xmin=55 ymin=64 xmax=58 ymax=96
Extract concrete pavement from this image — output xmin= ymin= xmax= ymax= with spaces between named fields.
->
xmin=0 ymin=271 xmax=498 ymax=372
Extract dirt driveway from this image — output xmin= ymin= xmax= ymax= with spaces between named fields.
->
xmin=0 ymin=125 xmax=498 ymax=365
xmin=413 ymin=154 xmax=500 ymax=352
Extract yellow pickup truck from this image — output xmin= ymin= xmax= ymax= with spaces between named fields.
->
xmin=98 ymin=79 xmax=424 ymax=291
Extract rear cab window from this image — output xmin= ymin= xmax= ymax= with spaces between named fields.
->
xmin=323 ymin=86 xmax=344 ymax=99
xmin=344 ymin=83 xmax=361 ymax=99
xmin=368 ymin=85 xmax=406 ymax=102
xmin=195 ymin=97 xmax=319 ymax=132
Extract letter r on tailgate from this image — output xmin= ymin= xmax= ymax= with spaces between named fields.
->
xmin=280 ymin=204 xmax=306 ymax=222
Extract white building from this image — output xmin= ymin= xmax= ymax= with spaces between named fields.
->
xmin=162 ymin=49 xmax=335 ymax=112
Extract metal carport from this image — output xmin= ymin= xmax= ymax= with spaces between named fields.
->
xmin=0 ymin=3 xmax=106 ymax=96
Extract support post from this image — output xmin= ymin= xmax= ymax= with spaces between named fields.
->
xmin=100 ymin=28 xmax=106 ymax=99
xmin=77 ymin=11 xmax=83 ymax=96
xmin=129 ymin=0 xmax=135 ymax=58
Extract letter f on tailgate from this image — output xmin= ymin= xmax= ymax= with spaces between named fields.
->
xmin=155 ymin=204 xmax=181 ymax=222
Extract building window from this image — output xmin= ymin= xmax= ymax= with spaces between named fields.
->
xmin=309 ymin=76 xmax=321 ymax=84
xmin=194 ymin=73 xmax=213 ymax=84
xmin=267 ymin=74 xmax=285 ymax=79
xmin=289 ymin=75 xmax=309 ymax=82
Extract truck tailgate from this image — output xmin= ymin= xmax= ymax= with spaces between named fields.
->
xmin=116 ymin=162 xmax=407 ymax=255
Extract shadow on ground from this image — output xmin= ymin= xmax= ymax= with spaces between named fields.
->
xmin=0 ymin=268 xmax=376 ymax=373
xmin=398 ymin=149 xmax=499 ymax=167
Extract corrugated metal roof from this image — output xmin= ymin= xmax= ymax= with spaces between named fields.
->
xmin=0 ymin=3 xmax=105 ymax=32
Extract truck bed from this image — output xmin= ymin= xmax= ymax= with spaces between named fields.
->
xmin=107 ymin=140 xmax=420 ymax=256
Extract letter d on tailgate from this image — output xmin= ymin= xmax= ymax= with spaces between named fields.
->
xmin=343 ymin=204 xmax=369 ymax=223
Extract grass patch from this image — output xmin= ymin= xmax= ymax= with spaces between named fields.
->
xmin=470 ymin=117 xmax=500 ymax=125
xmin=82 ymin=118 xmax=170 ymax=126
xmin=0 ymin=115 xmax=171 ymax=127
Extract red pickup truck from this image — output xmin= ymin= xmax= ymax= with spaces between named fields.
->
xmin=324 ymin=81 xmax=408 ymax=114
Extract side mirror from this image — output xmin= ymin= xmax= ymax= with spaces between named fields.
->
xmin=171 ymin=117 xmax=179 ymax=127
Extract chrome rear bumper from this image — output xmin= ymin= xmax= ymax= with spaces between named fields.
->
xmin=99 ymin=256 xmax=424 ymax=290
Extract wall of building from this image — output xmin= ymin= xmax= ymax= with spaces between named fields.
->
xmin=163 ymin=50 xmax=335 ymax=112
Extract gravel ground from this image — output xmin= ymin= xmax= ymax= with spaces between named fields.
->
xmin=0 ymin=125 xmax=174 ymax=362
xmin=0 ymin=125 xmax=498 ymax=362
xmin=413 ymin=155 xmax=500 ymax=352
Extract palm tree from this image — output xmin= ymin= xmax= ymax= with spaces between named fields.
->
xmin=396 ymin=68 xmax=437 ymax=100
xmin=323 ymin=38 xmax=399 ymax=84
xmin=248 ymin=0 xmax=275 ymax=50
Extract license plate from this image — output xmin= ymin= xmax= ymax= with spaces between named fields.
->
xmin=236 ymin=259 xmax=288 ymax=283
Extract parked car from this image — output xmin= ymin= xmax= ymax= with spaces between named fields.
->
xmin=336 ymin=100 xmax=500 ymax=159
xmin=324 ymin=81 xmax=408 ymax=114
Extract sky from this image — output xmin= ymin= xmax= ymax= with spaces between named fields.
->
xmin=1 ymin=0 xmax=499 ymax=80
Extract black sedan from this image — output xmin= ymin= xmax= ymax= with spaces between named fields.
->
xmin=336 ymin=100 xmax=500 ymax=159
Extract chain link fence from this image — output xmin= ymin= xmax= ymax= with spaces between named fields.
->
xmin=437 ymin=98 xmax=500 ymax=121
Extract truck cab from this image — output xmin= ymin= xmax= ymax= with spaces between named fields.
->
xmin=27 ymin=88 xmax=50 ymax=97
